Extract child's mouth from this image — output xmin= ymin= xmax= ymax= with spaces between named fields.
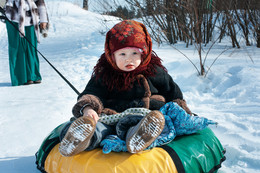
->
xmin=126 ymin=64 xmax=134 ymax=69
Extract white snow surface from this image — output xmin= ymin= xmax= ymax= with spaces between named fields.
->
xmin=0 ymin=1 xmax=260 ymax=172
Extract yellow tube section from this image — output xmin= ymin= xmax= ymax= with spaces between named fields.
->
xmin=45 ymin=145 xmax=178 ymax=173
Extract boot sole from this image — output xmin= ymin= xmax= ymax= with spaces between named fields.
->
xmin=127 ymin=110 xmax=165 ymax=153
xmin=59 ymin=116 xmax=96 ymax=156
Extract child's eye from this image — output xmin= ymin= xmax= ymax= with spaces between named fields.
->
xmin=133 ymin=52 xmax=138 ymax=55
xmin=120 ymin=53 xmax=125 ymax=56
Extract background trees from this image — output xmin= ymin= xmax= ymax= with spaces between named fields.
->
xmin=89 ymin=0 xmax=260 ymax=75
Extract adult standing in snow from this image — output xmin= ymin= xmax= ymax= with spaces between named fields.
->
xmin=4 ymin=0 xmax=49 ymax=86
xmin=59 ymin=20 xmax=193 ymax=156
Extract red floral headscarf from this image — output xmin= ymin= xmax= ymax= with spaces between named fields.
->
xmin=105 ymin=20 xmax=152 ymax=70
xmin=93 ymin=20 xmax=165 ymax=91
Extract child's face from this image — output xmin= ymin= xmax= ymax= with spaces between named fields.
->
xmin=114 ymin=48 xmax=142 ymax=72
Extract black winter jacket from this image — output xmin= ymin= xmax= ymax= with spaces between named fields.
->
xmin=75 ymin=66 xmax=183 ymax=114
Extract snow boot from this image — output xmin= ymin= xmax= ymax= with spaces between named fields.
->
xmin=59 ymin=116 xmax=96 ymax=157
xmin=126 ymin=110 xmax=165 ymax=153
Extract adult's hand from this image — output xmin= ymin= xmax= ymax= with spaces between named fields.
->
xmin=40 ymin=22 xmax=47 ymax=30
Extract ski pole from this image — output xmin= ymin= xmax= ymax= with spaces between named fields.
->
xmin=0 ymin=6 xmax=80 ymax=95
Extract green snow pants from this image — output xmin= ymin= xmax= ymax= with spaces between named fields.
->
xmin=6 ymin=21 xmax=41 ymax=86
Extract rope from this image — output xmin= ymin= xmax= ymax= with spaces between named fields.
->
xmin=0 ymin=6 xmax=80 ymax=95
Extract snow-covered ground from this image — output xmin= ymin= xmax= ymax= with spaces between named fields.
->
xmin=0 ymin=1 xmax=260 ymax=172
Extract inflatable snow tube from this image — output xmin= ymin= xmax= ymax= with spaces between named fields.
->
xmin=36 ymin=122 xmax=225 ymax=173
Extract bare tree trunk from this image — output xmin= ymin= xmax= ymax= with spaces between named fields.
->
xmin=224 ymin=8 xmax=240 ymax=48
xmin=234 ymin=1 xmax=251 ymax=46
xmin=195 ymin=0 xmax=204 ymax=75
xmin=165 ymin=0 xmax=174 ymax=44
xmin=83 ymin=0 xmax=88 ymax=10
xmin=257 ymin=27 xmax=260 ymax=48
xmin=247 ymin=0 xmax=260 ymax=48
xmin=146 ymin=0 xmax=153 ymax=16
xmin=198 ymin=43 xmax=205 ymax=75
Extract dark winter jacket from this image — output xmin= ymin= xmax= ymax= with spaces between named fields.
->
xmin=72 ymin=66 xmax=187 ymax=118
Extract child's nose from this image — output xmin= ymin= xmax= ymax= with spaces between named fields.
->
xmin=125 ymin=56 xmax=132 ymax=62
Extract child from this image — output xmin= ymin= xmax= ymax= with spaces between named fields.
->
xmin=59 ymin=20 xmax=192 ymax=156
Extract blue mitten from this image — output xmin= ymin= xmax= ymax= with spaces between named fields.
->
xmin=100 ymin=135 xmax=128 ymax=154
xmin=160 ymin=102 xmax=216 ymax=136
